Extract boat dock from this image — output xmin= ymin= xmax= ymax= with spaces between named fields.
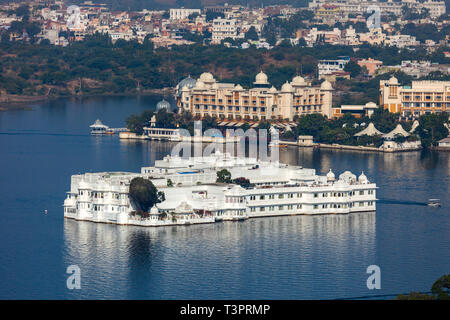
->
xmin=90 ymin=119 xmax=127 ymax=135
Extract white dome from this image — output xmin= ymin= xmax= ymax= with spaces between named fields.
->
xmin=269 ymin=86 xmax=277 ymax=93
xmin=292 ymin=76 xmax=306 ymax=86
xmin=321 ymin=80 xmax=333 ymax=90
xmin=358 ymin=171 xmax=368 ymax=183
xmin=175 ymin=201 xmax=193 ymax=214
xmin=365 ymin=102 xmax=377 ymax=108
xmin=150 ymin=205 xmax=159 ymax=215
xmin=388 ymin=76 xmax=398 ymax=85
xmin=234 ymin=84 xmax=244 ymax=91
xmin=326 ymin=169 xmax=335 ymax=181
xmin=194 ymin=80 xmax=205 ymax=89
xmin=281 ymin=81 xmax=293 ymax=92
xmin=199 ymin=72 xmax=214 ymax=83
xmin=254 ymin=71 xmax=269 ymax=84
xmin=339 ymin=171 xmax=356 ymax=182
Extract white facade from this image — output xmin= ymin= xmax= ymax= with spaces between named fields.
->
xmin=318 ymin=58 xmax=349 ymax=78
xmin=212 ymin=18 xmax=238 ymax=44
xmin=169 ymin=8 xmax=201 ymax=21
xmin=64 ymin=152 xmax=377 ymax=227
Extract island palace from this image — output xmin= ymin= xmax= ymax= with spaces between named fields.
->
xmin=64 ymin=152 xmax=377 ymax=227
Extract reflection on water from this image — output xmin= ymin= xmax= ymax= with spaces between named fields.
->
xmin=63 ymin=212 xmax=376 ymax=299
xmin=1 ymin=97 xmax=449 ymax=299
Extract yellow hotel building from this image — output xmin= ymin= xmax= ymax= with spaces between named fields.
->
xmin=380 ymin=77 xmax=450 ymax=117
xmin=175 ymin=72 xmax=334 ymax=122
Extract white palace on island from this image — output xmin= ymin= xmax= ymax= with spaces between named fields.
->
xmin=175 ymin=72 xmax=334 ymax=122
xmin=64 ymin=152 xmax=377 ymax=227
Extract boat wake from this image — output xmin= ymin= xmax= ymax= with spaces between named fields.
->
xmin=378 ymin=198 xmax=428 ymax=206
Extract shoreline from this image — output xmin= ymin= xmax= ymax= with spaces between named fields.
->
xmin=0 ymin=88 xmax=174 ymax=110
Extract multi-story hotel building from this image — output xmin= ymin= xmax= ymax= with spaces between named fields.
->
xmin=309 ymin=0 xmax=446 ymax=18
xmin=176 ymin=72 xmax=334 ymax=121
xmin=380 ymin=77 xmax=450 ymax=117
xmin=211 ymin=17 xmax=238 ymax=44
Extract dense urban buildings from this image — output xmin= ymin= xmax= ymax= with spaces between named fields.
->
xmin=176 ymin=72 xmax=334 ymax=121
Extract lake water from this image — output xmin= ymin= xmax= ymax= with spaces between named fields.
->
xmin=0 ymin=96 xmax=448 ymax=299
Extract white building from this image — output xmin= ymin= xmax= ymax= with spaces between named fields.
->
xmin=64 ymin=152 xmax=377 ymax=227
xmin=169 ymin=8 xmax=201 ymax=20
xmin=211 ymin=17 xmax=238 ymax=44
xmin=386 ymin=35 xmax=419 ymax=48
xmin=318 ymin=56 xmax=350 ymax=78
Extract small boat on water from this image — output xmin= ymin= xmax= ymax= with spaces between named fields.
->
xmin=269 ymin=141 xmax=287 ymax=148
xmin=428 ymin=199 xmax=441 ymax=207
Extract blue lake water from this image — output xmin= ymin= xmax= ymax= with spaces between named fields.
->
xmin=0 ymin=96 xmax=449 ymax=299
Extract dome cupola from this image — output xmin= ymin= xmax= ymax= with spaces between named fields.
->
xmin=156 ymin=99 xmax=171 ymax=111
xmin=253 ymin=71 xmax=269 ymax=86
xmin=327 ymin=169 xmax=335 ymax=182
xmin=358 ymin=171 xmax=368 ymax=184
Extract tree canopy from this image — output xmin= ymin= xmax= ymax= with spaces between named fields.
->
xmin=129 ymin=177 xmax=165 ymax=213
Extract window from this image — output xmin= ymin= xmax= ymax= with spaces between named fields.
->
xmin=260 ymin=195 xmax=265 ymax=200
xmin=279 ymin=194 xmax=284 ymax=199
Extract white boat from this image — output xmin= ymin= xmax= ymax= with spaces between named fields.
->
xmin=428 ymin=199 xmax=441 ymax=207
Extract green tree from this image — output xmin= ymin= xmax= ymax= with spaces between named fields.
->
xmin=245 ymin=26 xmax=259 ymax=41
xmin=344 ymin=60 xmax=362 ymax=78
xmin=216 ymin=169 xmax=232 ymax=183
xmin=416 ymin=113 xmax=449 ymax=147
xmin=129 ymin=177 xmax=165 ymax=212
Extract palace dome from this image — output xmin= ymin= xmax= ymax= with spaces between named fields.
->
xmin=358 ymin=171 xmax=368 ymax=184
xmin=254 ymin=71 xmax=269 ymax=85
xmin=199 ymin=72 xmax=215 ymax=83
xmin=194 ymin=80 xmax=206 ymax=89
xmin=281 ymin=81 xmax=293 ymax=92
xmin=156 ymin=99 xmax=171 ymax=111
xmin=291 ymin=75 xmax=306 ymax=86
xmin=150 ymin=205 xmax=159 ymax=215
xmin=388 ymin=76 xmax=398 ymax=85
xmin=327 ymin=169 xmax=335 ymax=181
xmin=176 ymin=76 xmax=196 ymax=96
xmin=234 ymin=84 xmax=244 ymax=91
xmin=269 ymin=86 xmax=277 ymax=93
xmin=339 ymin=171 xmax=357 ymax=182
xmin=320 ymin=80 xmax=333 ymax=90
